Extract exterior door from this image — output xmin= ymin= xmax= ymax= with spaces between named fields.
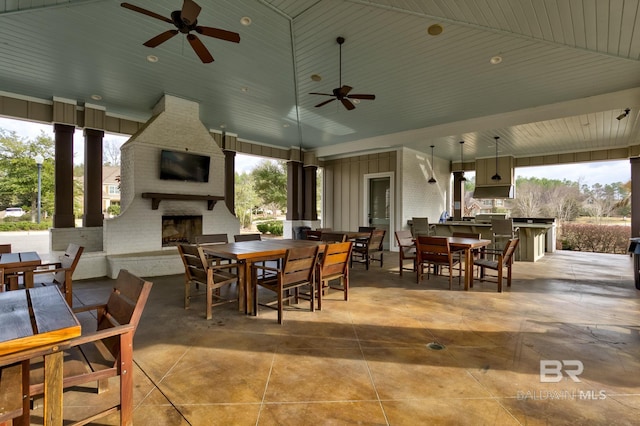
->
xmin=364 ymin=172 xmax=394 ymax=251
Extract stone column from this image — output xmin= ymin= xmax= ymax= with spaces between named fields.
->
xmin=83 ymin=128 xmax=104 ymax=227
xmin=224 ymin=150 xmax=236 ymax=215
xmin=304 ymin=165 xmax=318 ymax=220
xmin=53 ymin=124 xmax=75 ymax=228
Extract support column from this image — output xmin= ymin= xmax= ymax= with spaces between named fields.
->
xmin=631 ymin=157 xmax=640 ymax=237
xmin=452 ymin=171 xmax=465 ymax=221
xmin=304 ymin=165 xmax=318 ymax=220
xmin=224 ymin=150 xmax=236 ymax=215
xmin=53 ymin=124 xmax=75 ymax=228
xmin=83 ymin=129 xmax=104 ymax=227
xmin=286 ymin=161 xmax=304 ymax=220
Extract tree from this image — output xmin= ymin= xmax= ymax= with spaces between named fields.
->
xmin=583 ymin=183 xmax=617 ymax=223
xmin=0 ymin=129 xmax=55 ymax=221
xmin=252 ymin=160 xmax=287 ymax=216
xmin=512 ymin=178 xmax=543 ymax=217
xmin=103 ymin=139 xmax=123 ymax=166
xmin=235 ymin=172 xmax=259 ymax=228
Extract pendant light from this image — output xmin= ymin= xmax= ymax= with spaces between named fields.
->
xmin=428 ymin=145 xmax=437 ymax=184
xmin=491 ymin=136 xmax=502 ymax=181
xmin=459 ymin=140 xmax=467 ymax=182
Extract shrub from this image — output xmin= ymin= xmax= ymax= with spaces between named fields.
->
xmin=0 ymin=220 xmax=52 ymax=231
xmin=256 ymin=220 xmax=283 ymax=236
xmin=560 ymin=223 xmax=630 ymax=254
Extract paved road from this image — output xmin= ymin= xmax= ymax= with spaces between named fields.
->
xmin=0 ymin=230 xmax=50 ymax=255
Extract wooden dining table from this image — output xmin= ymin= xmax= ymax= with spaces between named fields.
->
xmin=0 ymin=285 xmax=81 ymax=425
xmin=0 ymin=251 xmax=42 ymax=289
xmin=201 ymin=239 xmax=324 ymax=314
xmin=446 ymin=236 xmax=492 ymax=291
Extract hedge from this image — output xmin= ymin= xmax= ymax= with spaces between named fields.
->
xmin=560 ymin=223 xmax=630 ymax=254
xmin=256 ymin=220 xmax=283 ymax=236
xmin=0 ymin=220 xmax=52 ymax=231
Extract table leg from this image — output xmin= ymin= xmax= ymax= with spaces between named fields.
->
xmin=24 ymin=271 xmax=35 ymax=289
xmin=464 ymin=249 xmax=472 ymax=291
xmin=243 ymin=261 xmax=252 ymax=315
xmin=120 ymin=331 xmax=134 ymax=426
xmin=237 ymin=261 xmax=246 ymax=313
xmin=43 ymin=351 xmax=63 ymax=426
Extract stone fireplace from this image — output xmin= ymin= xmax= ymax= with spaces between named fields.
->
xmin=102 ymin=95 xmax=240 ymax=278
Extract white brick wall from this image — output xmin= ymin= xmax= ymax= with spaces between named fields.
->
xmin=400 ymin=147 xmax=449 ymax=229
xmin=104 ymin=95 xmax=240 ymax=255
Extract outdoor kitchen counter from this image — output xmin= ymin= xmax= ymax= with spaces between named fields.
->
xmin=432 ymin=221 xmax=554 ymax=262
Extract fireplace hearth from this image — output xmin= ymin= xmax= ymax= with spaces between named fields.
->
xmin=162 ymin=215 xmax=203 ymax=246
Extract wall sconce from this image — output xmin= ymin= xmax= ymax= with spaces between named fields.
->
xmin=428 ymin=145 xmax=437 ymax=184
xmin=616 ymin=108 xmax=631 ymax=120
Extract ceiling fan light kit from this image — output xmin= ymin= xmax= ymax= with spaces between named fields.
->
xmin=121 ymin=0 xmax=240 ymax=64
xmin=491 ymin=136 xmax=502 ymax=181
xmin=309 ymin=36 xmax=376 ymax=111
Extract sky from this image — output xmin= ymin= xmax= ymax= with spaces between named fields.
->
xmin=0 ymin=116 xmax=630 ymax=185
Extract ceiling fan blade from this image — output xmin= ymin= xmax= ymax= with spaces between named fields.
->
xmin=196 ymin=26 xmax=241 ymax=43
xmin=187 ymin=34 xmax=214 ymax=63
xmin=121 ymin=3 xmax=172 ymax=24
xmin=341 ymin=99 xmax=356 ymax=110
xmin=181 ymin=0 xmax=201 ymax=26
xmin=309 ymin=92 xmax=335 ymax=96
xmin=315 ymin=98 xmax=336 ymax=108
xmin=347 ymin=94 xmax=376 ymax=100
xmin=338 ymin=85 xmax=352 ymax=97
xmin=143 ymin=30 xmax=179 ymax=47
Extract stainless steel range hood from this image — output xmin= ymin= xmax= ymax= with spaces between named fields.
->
xmin=472 ymin=185 xmax=514 ymax=199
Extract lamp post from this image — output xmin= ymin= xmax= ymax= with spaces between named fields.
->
xmin=34 ymin=154 xmax=44 ymax=224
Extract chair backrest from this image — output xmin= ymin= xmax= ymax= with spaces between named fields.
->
xmin=281 ymin=246 xmax=320 ymax=286
xmin=411 ymin=217 xmax=431 ymax=237
xmin=0 ymin=244 xmax=11 ymax=253
xmin=234 ymin=234 xmax=261 ymax=242
xmin=178 ymin=244 xmax=208 ymax=286
xmin=319 ymin=242 xmax=352 ymax=278
xmin=501 ymin=238 xmax=520 ymax=266
xmin=99 ymin=269 xmax=153 ymax=357
xmin=358 ymin=226 xmax=375 ymax=233
xmin=305 ymin=230 xmax=322 ymax=240
xmin=320 ymin=232 xmax=347 ymax=243
xmin=491 ymin=219 xmax=514 ymax=237
xmin=55 ymin=243 xmax=84 ymax=284
xmin=416 ymin=236 xmax=452 ymax=263
xmin=452 ymin=232 xmax=481 ymax=240
xmin=194 ymin=233 xmax=228 ymax=245
xmin=369 ymin=229 xmax=386 ymax=252
xmin=394 ymin=230 xmax=414 ymax=247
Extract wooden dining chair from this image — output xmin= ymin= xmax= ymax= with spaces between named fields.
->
xmin=32 ymin=243 xmax=84 ymax=306
xmin=252 ymin=245 xmax=320 ymax=324
xmin=451 ymin=232 xmax=482 ymax=273
xmin=411 ymin=217 xmax=434 ymax=237
xmin=234 ymin=234 xmax=262 ymax=242
xmin=194 ymin=233 xmax=231 ymax=266
xmin=416 ymin=236 xmax=461 ymax=289
xmin=472 ymin=238 xmax=519 ymax=292
xmin=320 ymin=232 xmax=347 ymax=243
xmin=178 ymin=244 xmax=238 ymax=319
xmin=0 ymin=244 xmax=11 ymax=253
xmin=316 ymin=241 xmax=353 ymax=309
xmin=305 ymin=230 xmax=322 ymax=240
xmin=351 ymin=229 xmax=385 ymax=270
xmin=28 ymin=269 xmax=152 ymax=426
xmin=394 ymin=230 xmax=416 ymax=276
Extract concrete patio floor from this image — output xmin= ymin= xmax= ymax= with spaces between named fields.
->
xmin=29 ymin=250 xmax=640 ymax=425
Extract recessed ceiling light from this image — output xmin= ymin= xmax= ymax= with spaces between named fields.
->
xmin=220 ymin=124 xmax=226 ymax=129
xmin=240 ymin=16 xmax=251 ymax=26
xmin=427 ymin=24 xmax=443 ymax=36
xmin=240 ymin=86 xmax=249 ymax=92
xmin=311 ymin=74 xmax=322 ymax=82
xmin=283 ymin=123 xmax=290 ymax=128
xmin=90 ymin=94 xmax=102 ymax=101
xmin=352 ymin=99 xmax=361 ymax=104
xmin=147 ymin=55 xmax=159 ymax=63
xmin=490 ymin=55 xmax=502 ymax=64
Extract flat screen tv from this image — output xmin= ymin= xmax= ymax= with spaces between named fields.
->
xmin=160 ymin=149 xmax=210 ymax=182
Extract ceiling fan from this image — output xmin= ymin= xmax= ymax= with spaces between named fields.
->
xmin=120 ymin=0 xmax=240 ymax=63
xmin=310 ymin=37 xmax=375 ymax=111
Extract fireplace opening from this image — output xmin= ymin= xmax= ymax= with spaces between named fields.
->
xmin=162 ymin=215 xmax=203 ymax=247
